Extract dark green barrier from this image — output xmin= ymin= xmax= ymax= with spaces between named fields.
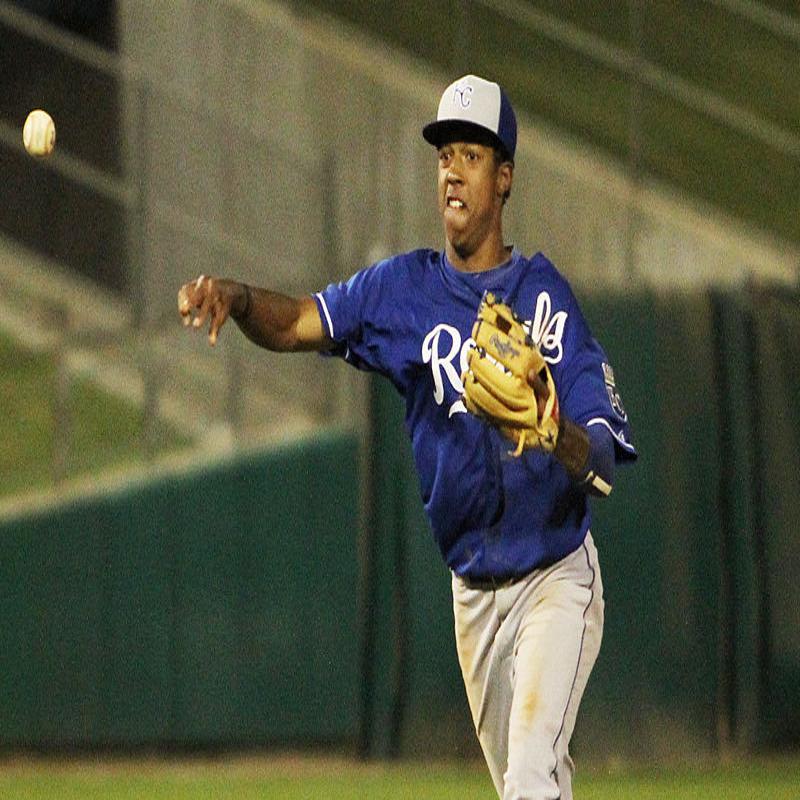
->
xmin=363 ymin=286 xmax=800 ymax=759
xmin=366 ymin=291 xmax=727 ymax=760
xmin=0 ymin=431 xmax=360 ymax=748
xmin=710 ymin=289 xmax=763 ymax=748
xmin=396 ymin=421 xmax=475 ymax=758
xmin=4 ymin=288 xmax=798 ymax=757
xmin=363 ymin=379 xmax=476 ymax=759
xmin=750 ymin=286 xmax=800 ymax=746
xmin=708 ymin=285 xmax=800 ymax=749
xmin=583 ymin=292 xmax=723 ymax=759
xmin=360 ymin=379 xmax=408 ymax=758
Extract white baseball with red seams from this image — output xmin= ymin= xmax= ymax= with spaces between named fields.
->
xmin=23 ymin=109 xmax=56 ymax=158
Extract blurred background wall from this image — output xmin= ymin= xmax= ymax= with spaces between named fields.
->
xmin=0 ymin=0 xmax=798 ymax=763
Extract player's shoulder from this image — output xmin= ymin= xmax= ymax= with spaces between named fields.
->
xmin=520 ymin=251 xmax=577 ymax=300
xmin=346 ymin=248 xmax=436 ymax=301
xmin=365 ymin=248 xmax=436 ymax=276
xmin=524 ymin=251 xmax=566 ymax=280
xmin=386 ymin=247 xmax=438 ymax=273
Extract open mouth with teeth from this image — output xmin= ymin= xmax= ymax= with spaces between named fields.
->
xmin=447 ymin=198 xmax=466 ymax=209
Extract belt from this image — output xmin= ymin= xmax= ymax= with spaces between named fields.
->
xmin=460 ymin=572 xmax=527 ymax=592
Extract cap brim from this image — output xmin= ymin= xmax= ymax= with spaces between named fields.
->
xmin=422 ymin=120 xmax=511 ymax=160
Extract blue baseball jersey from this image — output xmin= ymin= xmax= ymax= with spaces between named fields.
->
xmin=314 ymin=248 xmax=637 ymax=580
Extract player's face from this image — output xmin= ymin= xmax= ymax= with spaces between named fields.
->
xmin=437 ymin=141 xmax=512 ymax=261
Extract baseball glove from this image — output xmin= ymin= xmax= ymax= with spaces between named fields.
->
xmin=462 ymin=293 xmax=560 ymax=456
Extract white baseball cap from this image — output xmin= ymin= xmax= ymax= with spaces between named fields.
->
xmin=422 ymin=74 xmax=517 ymax=161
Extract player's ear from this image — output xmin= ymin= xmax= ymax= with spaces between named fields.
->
xmin=496 ymin=161 xmax=513 ymax=203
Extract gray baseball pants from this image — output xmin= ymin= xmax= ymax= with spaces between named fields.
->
xmin=452 ymin=532 xmax=604 ymax=800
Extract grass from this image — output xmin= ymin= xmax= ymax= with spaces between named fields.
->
xmin=578 ymin=756 xmax=800 ymax=800
xmin=1 ymin=753 xmax=799 ymax=799
xmin=0 ymin=757 xmax=491 ymax=800
xmin=0 ymin=333 xmax=190 ymax=499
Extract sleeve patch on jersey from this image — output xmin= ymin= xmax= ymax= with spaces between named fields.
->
xmin=602 ymin=361 xmax=628 ymax=421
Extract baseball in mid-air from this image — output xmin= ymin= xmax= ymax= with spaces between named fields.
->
xmin=23 ymin=109 xmax=56 ymax=157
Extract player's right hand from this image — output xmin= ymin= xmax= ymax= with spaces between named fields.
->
xmin=177 ymin=275 xmax=244 ymax=346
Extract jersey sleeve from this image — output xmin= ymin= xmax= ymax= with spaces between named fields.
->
xmin=312 ymin=257 xmax=395 ymax=377
xmin=555 ymin=291 xmax=637 ymax=462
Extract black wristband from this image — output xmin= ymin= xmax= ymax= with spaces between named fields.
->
xmin=238 ymin=283 xmax=253 ymax=320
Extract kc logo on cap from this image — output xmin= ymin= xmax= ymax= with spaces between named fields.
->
xmin=453 ymin=84 xmax=473 ymax=109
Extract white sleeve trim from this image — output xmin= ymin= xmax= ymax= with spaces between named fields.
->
xmin=586 ymin=417 xmax=636 ymax=453
xmin=315 ymin=292 xmax=335 ymax=339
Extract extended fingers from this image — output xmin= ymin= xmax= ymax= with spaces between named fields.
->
xmin=178 ymin=274 xmax=207 ymax=325
xmin=208 ymin=297 xmax=229 ymax=346
xmin=177 ymin=284 xmax=192 ymax=324
xmin=178 ymin=275 xmax=235 ymax=346
xmin=192 ymin=280 xmax=215 ymax=329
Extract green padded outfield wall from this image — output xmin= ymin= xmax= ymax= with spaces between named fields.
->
xmin=707 ymin=285 xmax=800 ymax=749
xmin=711 ymin=289 xmax=763 ymax=749
xmin=749 ymin=286 xmax=800 ymax=745
xmin=366 ymin=291 xmax=724 ymax=760
xmin=581 ymin=292 xmax=722 ymax=759
xmin=364 ymin=287 xmax=800 ymax=760
xmin=3 ymin=290 xmax=798 ymax=757
xmin=0 ymin=431 xmax=361 ymax=748
xmin=363 ymin=377 xmax=474 ymax=759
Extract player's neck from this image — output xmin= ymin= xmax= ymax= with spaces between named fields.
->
xmin=445 ymin=233 xmax=511 ymax=274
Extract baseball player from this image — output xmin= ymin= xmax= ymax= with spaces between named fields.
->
xmin=178 ymin=74 xmax=637 ymax=800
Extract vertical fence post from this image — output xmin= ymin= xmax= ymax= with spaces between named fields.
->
xmin=710 ymin=289 xmax=736 ymax=754
xmin=625 ymin=0 xmax=644 ymax=284
xmin=453 ymin=3 xmax=470 ymax=76
xmin=127 ymin=75 xmax=157 ymax=457
xmin=126 ymin=75 xmax=149 ymax=332
xmin=139 ymin=329 xmax=160 ymax=460
xmin=226 ymin=336 xmax=243 ymax=442
xmin=744 ymin=282 xmax=771 ymax=750
xmin=51 ymin=304 xmax=72 ymax=485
